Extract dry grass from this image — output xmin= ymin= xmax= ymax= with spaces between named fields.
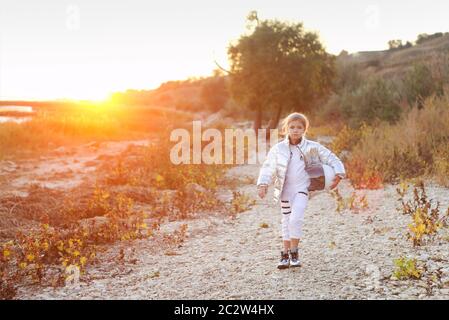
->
xmin=0 ymin=102 xmax=194 ymax=159
xmin=348 ymin=92 xmax=449 ymax=184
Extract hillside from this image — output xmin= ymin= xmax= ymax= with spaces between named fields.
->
xmin=337 ymin=33 xmax=449 ymax=79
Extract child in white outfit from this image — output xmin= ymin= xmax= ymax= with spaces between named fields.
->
xmin=280 ymin=139 xmax=310 ymax=242
xmin=257 ymin=112 xmax=345 ymax=269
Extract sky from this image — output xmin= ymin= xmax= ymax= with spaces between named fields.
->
xmin=0 ymin=0 xmax=448 ymax=100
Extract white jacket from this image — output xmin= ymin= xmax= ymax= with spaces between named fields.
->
xmin=257 ymin=136 xmax=346 ymax=204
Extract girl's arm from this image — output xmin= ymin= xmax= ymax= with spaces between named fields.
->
xmin=316 ymin=143 xmax=346 ymax=178
xmin=257 ymin=145 xmax=278 ymax=186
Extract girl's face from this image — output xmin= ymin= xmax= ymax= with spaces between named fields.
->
xmin=287 ymin=120 xmax=305 ymax=141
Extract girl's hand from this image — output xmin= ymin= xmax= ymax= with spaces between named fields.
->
xmin=257 ymin=185 xmax=268 ymax=199
xmin=330 ymin=175 xmax=342 ymax=190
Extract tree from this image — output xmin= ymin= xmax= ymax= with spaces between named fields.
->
xmin=404 ymin=41 xmax=413 ymax=49
xmin=416 ymin=32 xmax=444 ymax=45
xmin=200 ymin=77 xmax=229 ymax=112
xmin=227 ymin=12 xmax=335 ymax=133
xmin=388 ymin=39 xmax=403 ymax=50
xmin=388 ymin=39 xmax=413 ymax=51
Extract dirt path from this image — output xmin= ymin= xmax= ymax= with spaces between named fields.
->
xmin=15 ymin=163 xmax=449 ymax=300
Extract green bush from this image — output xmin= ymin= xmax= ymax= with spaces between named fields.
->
xmin=341 ymin=77 xmax=402 ymax=127
xmin=403 ymin=63 xmax=443 ymax=108
xmin=392 ymin=257 xmax=422 ymax=280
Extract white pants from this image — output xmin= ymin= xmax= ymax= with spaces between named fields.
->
xmin=280 ymin=192 xmax=308 ymax=240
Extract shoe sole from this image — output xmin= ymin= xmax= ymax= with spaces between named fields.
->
xmin=290 ymin=264 xmax=301 ymax=268
xmin=277 ymin=264 xmax=290 ymax=270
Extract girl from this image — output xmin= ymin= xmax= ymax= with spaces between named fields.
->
xmin=256 ymin=112 xmax=345 ymax=269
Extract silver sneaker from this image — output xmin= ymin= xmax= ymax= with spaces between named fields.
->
xmin=289 ymin=249 xmax=301 ymax=267
xmin=277 ymin=251 xmax=290 ymax=269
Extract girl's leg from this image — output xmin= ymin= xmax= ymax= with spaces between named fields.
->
xmin=283 ymin=240 xmax=290 ymax=253
xmin=290 ymin=238 xmax=300 ymax=251
xmin=281 ymin=213 xmax=290 ymax=250
xmin=280 ymin=199 xmax=291 ymax=250
xmin=288 ymin=193 xmax=308 ymax=252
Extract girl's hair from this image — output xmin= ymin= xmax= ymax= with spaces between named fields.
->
xmin=280 ymin=112 xmax=309 ymax=136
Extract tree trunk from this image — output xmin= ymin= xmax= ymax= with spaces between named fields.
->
xmin=266 ymin=105 xmax=283 ymax=140
xmin=253 ymin=105 xmax=262 ymax=135
xmin=271 ymin=105 xmax=283 ymax=130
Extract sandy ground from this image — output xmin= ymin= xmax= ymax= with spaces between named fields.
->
xmin=0 ymin=140 xmax=151 ymax=197
xmin=9 ymin=159 xmax=449 ymax=300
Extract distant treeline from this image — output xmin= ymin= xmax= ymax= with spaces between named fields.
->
xmin=110 ymin=75 xmax=230 ymax=113
xmin=388 ymin=32 xmax=449 ymax=51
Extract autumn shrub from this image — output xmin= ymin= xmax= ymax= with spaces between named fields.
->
xmin=345 ymin=155 xmax=384 ymax=190
xmin=101 ymin=135 xmax=229 ymax=192
xmin=157 ymin=187 xmax=225 ymax=221
xmin=104 ymin=159 xmax=140 ymax=186
xmin=330 ymin=188 xmax=369 ymax=213
xmin=396 ymin=181 xmax=449 ymax=246
xmin=330 ymin=123 xmax=369 ymax=157
xmin=347 ymin=92 xmax=449 ymax=185
xmin=47 ymin=185 xmax=150 ymax=222
xmin=229 ymin=191 xmax=256 ymax=217
xmin=313 ymin=122 xmax=383 ymax=190
xmin=98 ymin=139 xmax=229 ymax=221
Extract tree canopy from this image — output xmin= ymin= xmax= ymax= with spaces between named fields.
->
xmin=227 ymin=12 xmax=335 ymax=131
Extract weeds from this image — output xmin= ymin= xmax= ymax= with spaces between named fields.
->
xmin=229 ymin=191 xmax=256 ymax=217
xmin=0 ymin=192 xmax=156 ymax=299
xmin=170 ymin=188 xmax=224 ymax=220
xmin=162 ymin=224 xmax=189 ymax=247
xmin=392 ymin=257 xmax=423 ymax=280
xmin=396 ymin=181 xmax=449 ymax=246
xmin=331 ymin=189 xmax=369 ymax=213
